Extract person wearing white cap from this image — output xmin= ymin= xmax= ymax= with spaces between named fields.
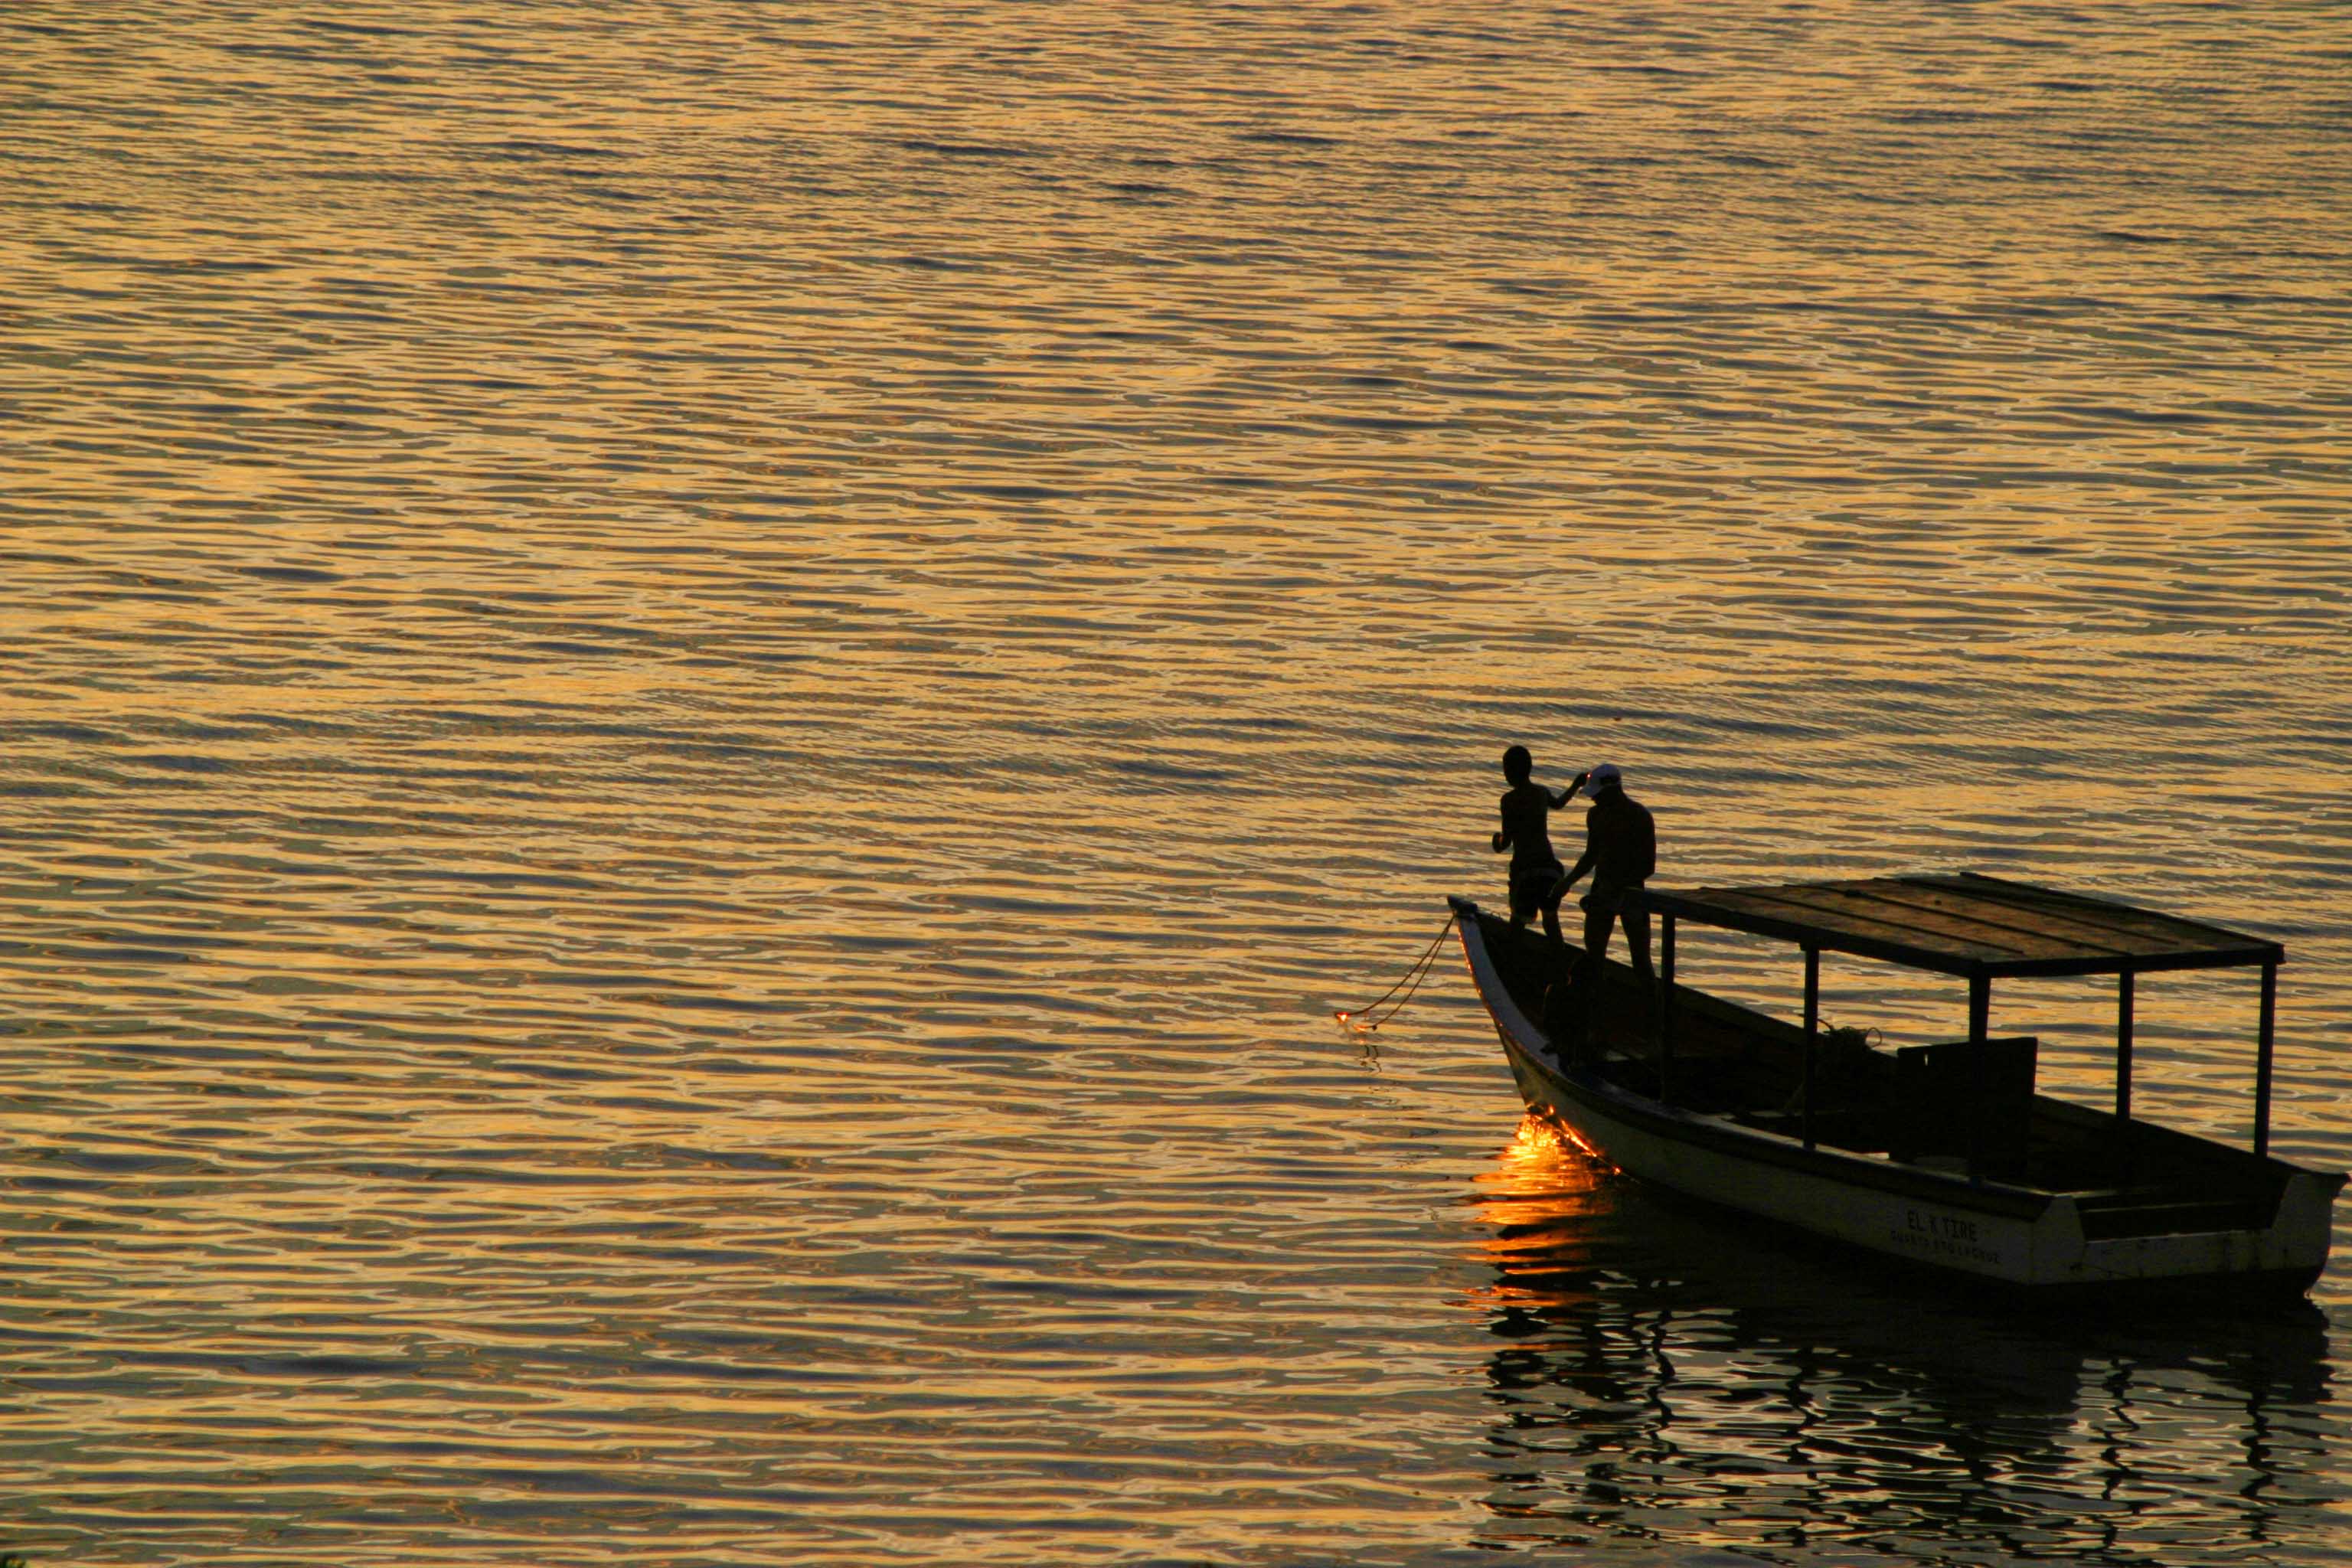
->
xmin=1542 ymin=762 xmax=1657 ymax=978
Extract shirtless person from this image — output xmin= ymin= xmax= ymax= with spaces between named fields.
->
xmin=1491 ymin=746 xmax=1587 ymax=932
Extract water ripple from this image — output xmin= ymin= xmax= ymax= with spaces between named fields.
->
xmin=4 ymin=0 xmax=2351 ymax=1563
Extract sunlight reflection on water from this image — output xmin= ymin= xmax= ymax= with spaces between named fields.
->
xmin=3 ymin=0 xmax=2350 ymax=1562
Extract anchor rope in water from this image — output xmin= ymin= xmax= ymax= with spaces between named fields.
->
xmin=1334 ymin=913 xmax=1458 ymax=1032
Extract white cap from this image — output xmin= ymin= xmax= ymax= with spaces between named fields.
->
xmin=1587 ymin=763 xmax=1622 ymax=791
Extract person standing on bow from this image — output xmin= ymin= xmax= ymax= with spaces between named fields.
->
xmin=1491 ymin=745 xmax=1587 ymax=931
xmin=1544 ymin=762 xmax=1656 ymax=975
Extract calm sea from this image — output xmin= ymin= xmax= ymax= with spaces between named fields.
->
xmin=5 ymin=2 xmax=2350 ymax=1563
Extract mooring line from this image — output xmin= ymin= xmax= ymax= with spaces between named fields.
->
xmin=1334 ymin=913 xmax=1458 ymax=1032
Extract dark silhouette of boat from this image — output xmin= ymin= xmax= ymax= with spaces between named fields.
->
xmin=1451 ymin=872 xmax=2344 ymax=1302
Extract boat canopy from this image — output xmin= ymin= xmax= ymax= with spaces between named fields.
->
xmin=1644 ymin=871 xmax=2281 ymax=980
xmin=1641 ymin=871 xmax=2289 ymax=1158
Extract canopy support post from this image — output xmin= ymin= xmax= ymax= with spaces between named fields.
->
xmin=1659 ymin=913 xmax=1677 ymax=1079
xmin=2255 ymin=960 xmax=2276 ymax=1159
xmin=1802 ymin=946 xmax=1819 ymax=1151
xmin=2115 ymin=970 xmax=2135 ymax=1180
xmin=1967 ymin=972 xmax=1990 ymax=1183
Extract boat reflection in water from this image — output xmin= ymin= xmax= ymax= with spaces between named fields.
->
xmin=1465 ymin=1118 xmax=2336 ymax=1562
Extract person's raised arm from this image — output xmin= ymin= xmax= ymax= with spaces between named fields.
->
xmin=1549 ymin=771 xmax=1590 ymax=811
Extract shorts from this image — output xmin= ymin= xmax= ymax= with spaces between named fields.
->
xmin=1509 ymin=861 xmax=1565 ymax=923
xmin=1582 ymin=882 xmax=1643 ymax=918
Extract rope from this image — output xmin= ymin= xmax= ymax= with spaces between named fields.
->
xmin=1335 ymin=913 xmax=1458 ymax=1033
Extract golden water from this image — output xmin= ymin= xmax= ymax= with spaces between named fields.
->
xmin=5 ymin=2 xmax=2350 ymax=1562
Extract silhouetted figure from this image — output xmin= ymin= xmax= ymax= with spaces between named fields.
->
xmin=1539 ymin=972 xmax=1591 ymax=1063
xmin=1546 ymin=762 xmax=1655 ymax=975
xmin=1491 ymin=745 xmax=1586 ymax=929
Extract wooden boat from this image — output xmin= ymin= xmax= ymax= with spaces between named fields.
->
xmin=1452 ymin=872 xmax=2344 ymax=1302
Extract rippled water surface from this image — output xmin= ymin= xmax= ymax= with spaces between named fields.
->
xmin=5 ymin=2 xmax=2352 ymax=1563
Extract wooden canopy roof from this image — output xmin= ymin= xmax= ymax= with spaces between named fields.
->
xmin=1645 ymin=871 xmax=2282 ymax=979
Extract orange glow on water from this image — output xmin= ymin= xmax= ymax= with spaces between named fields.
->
xmin=1462 ymin=1116 xmax=1621 ymax=1315
xmin=1503 ymin=1112 xmax=1613 ymax=1173
xmin=8 ymin=2 xmax=2352 ymax=1563
xmin=1475 ymin=1117 xmax=1615 ymax=1220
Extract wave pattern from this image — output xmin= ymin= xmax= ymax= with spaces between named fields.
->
xmin=3 ymin=1 xmax=2350 ymax=1562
